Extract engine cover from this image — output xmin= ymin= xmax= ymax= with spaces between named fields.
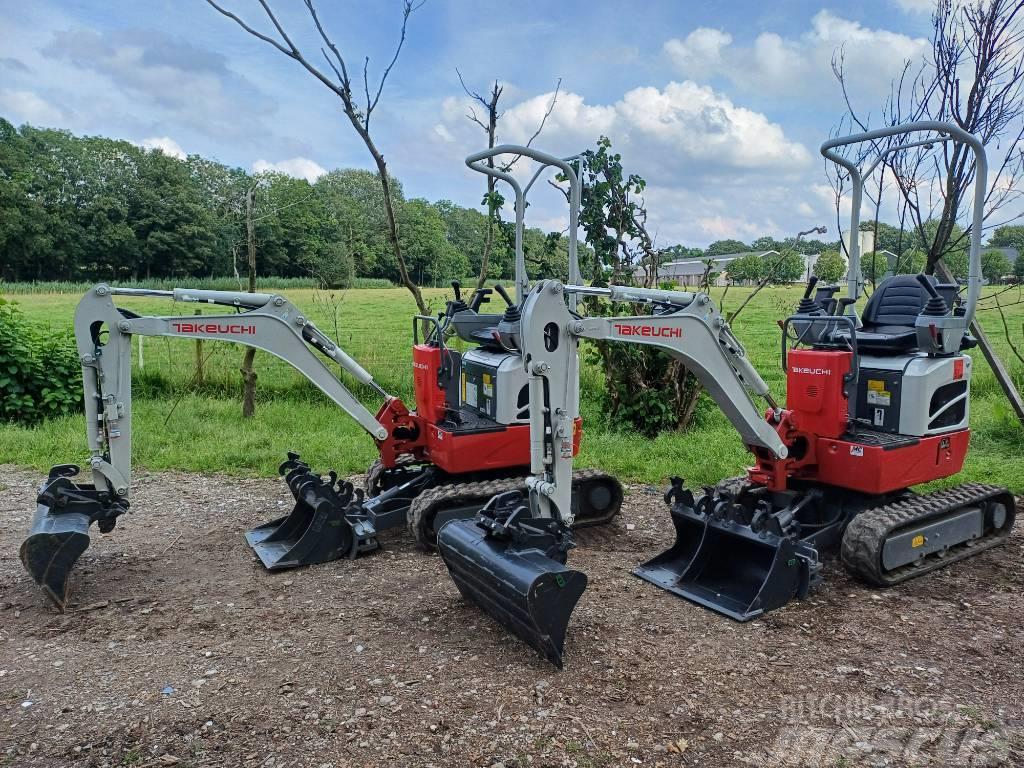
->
xmin=460 ymin=348 xmax=530 ymax=426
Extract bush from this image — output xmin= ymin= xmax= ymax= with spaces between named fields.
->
xmin=0 ymin=298 xmax=81 ymax=424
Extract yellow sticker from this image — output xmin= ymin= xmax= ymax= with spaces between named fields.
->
xmin=911 ymin=534 xmax=925 ymax=548
xmin=868 ymin=379 xmax=885 ymax=391
xmin=483 ymin=373 xmax=491 ymax=384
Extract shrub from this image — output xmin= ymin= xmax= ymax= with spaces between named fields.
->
xmin=0 ymin=298 xmax=81 ymax=424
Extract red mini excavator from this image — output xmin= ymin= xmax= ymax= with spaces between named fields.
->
xmin=20 ymin=146 xmax=622 ymax=610
xmin=436 ymin=121 xmax=1016 ymax=667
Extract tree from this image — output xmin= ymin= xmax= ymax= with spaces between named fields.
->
xmin=725 ymin=253 xmax=763 ymax=283
xmin=750 ymin=236 xmax=782 ymax=252
xmin=457 ymin=72 xmax=560 ymax=289
xmin=762 ymin=250 xmax=804 ymax=283
xmin=990 ymin=225 xmax=1024 ymax=251
xmin=894 ymin=249 xmax=927 ymax=275
xmin=813 ymin=250 xmax=846 ymax=283
xmin=982 ymin=249 xmax=1011 ymax=283
xmin=861 ymin=251 xmax=887 ymax=288
xmin=574 ymin=137 xmax=706 ymax=435
xmin=1016 ymin=255 xmax=1024 ymax=279
xmin=705 ymin=239 xmax=749 ymax=257
xmin=399 ymin=198 xmax=469 ymax=285
xmin=834 ymin=0 xmax=1024 ymax=277
xmin=206 ymin=0 xmax=431 ymax=318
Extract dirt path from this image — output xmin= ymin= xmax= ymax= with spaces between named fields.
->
xmin=1 ymin=465 xmax=1021 ymax=767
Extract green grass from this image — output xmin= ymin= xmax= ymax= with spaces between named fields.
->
xmin=1 ymin=283 xmax=1022 ymax=490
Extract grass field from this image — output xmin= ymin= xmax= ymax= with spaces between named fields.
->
xmin=2 ymin=282 xmax=1022 ymax=490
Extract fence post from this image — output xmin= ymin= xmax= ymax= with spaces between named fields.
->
xmin=194 ymin=308 xmax=204 ymax=385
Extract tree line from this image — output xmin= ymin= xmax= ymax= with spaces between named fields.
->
xmin=0 ymin=118 xmax=572 ymax=287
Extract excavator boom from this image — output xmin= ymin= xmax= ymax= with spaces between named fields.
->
xmin=21 ymin=285 xmax=394 ymax=609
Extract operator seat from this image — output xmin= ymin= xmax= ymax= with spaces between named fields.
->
xmin=848 ymin=274 xmax=943 ymax=354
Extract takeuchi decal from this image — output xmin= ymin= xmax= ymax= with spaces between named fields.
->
xmin=171 ymin=322 xmax=257 ymax=335
xmin=613 ymin=323 xmax=682 ymax=338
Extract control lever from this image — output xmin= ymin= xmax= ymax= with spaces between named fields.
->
xmin=796 ymin=275 xmax=821 ymax=314
xmin=469 ymin=288 xmax=493 ymax=312
xmin=802 ymin=275 xmax=819 ymax=299
xmin=493 ymin=284 xmax=514 ymax=307
xmin=834 ymin=297 xmax=857 ymax=316
xmin=451 ymin=280 xmax=462 ymax=303
xmin=915 ymin=273 xmax=949 ymax=316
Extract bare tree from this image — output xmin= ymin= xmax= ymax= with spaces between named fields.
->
xmin=205 ymin=0 xmax=430 ymax=316
xmin=832 ymin=0 xmax=1024 ymax=274
xmin=457 ymin=72 xmax=561 ymax=289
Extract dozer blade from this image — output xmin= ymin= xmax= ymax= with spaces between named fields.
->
xmin=634 ymin=479 xmax=815 ymax=622
xmin=20 ymin=465 xmax=128 ymax=612
xmin=437 ymin=492 xmax=586 ymax=668
xmin=245 ymin=453 xmax=379 ymax=570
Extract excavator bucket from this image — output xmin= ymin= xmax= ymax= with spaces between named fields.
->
xmin=20 ymin=465 xmax=128 ymax=612
xmin=634 ymin=480 xmax=815 ymax=621
xmin=437 ymin=492 xmax=586 ymax=668
xmin=245 ymin=453 xmax=379 ymax=570
xmin=21 ymin=503 xmax=92 ymax=611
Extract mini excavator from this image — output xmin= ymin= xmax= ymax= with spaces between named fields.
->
xmin=20 ymin=146 xmax=622 ymax=610
xmin=436 ymin=121 xmax=1016 ymax=667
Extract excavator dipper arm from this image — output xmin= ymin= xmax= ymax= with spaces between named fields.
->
xmin=437 ymin=279 xmax=787 ymax=666
xmin=22 ymin=284 xmax=392 ymax=609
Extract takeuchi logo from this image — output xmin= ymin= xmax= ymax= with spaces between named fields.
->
xmin=613 ymin=323 xmax=682 ymax=338
xmin=171 ymin=322 xmax=257 ymax=335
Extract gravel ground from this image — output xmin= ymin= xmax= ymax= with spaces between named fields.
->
xmin=1 ymin=464 xmax=1021 ymax=768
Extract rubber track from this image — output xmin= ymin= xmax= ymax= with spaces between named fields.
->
xmin=407 ymin=469 xmax=623 ymax=552
xmin=841 ymin=482 xmax=1016 ymax=587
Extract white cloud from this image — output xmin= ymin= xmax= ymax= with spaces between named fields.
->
xmin=437 ymin=82 xmax=810 ymax=182
xmin=252 ymin=157 xmax=327 ymax=182
xmin=139 ymin=136 xmax=186 ymax=159
xmin=431 ymin=80 xmax=818 ymax=245
xmin=662 ymin=29 xmax=732 ymax=79
xmin=664 ymin=11 xmax=930 ymax=105
xmin=0 ymin=88 xmax=65 ymax=125
xmin=892 ymin=0 xmax=938 ymax=12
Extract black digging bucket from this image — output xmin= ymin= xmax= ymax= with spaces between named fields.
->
xmin=20 ymin=465 xmax=126 ymax=612
xmin=437 ymin=504 xmax=587 ymax=669
xmin=245 ymin=453 xmax=378 ymax=570
xmin=634 ymin=503 xmax=812 ymax=622
xmin=20 ymin=503 xmax=92 ymax=611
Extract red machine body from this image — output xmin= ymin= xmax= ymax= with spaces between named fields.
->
xmin=377 ymin=343 xmax=580 ymax=476
xmin=749 ymin=347 xmax=969 ymax=496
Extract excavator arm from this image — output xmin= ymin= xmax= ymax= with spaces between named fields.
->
xmin=74 ymin=285 xmax=390 ymax=500
xmin=519 ymin=280 xmax=788 ymax=527
xmin=22 ymin=284 xmax=394 ymax=609
xmin=437 ymin=278 xmax=788 ymax=666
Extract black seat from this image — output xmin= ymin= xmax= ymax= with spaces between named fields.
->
xmin=845 ymin=275 xmax=940 ymax=354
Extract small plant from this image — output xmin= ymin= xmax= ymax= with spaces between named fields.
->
xmin=0 ymin=298 xmax=81 ymax=424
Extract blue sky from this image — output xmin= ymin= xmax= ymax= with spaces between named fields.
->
xmin=0 ymin=0 xmax=940 ymax=246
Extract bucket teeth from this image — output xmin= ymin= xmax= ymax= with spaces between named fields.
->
xmin=437 ymin=492 xmax=586 ymax=668
xmin=20 ymin=465 xmax=128 ymax=612
xmin=245 ymin=453 xmax=379 ymax=570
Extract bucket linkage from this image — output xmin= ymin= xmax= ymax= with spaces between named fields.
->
xmin=245 ymin=452 xmax=379 ymax=570
xmin=437 ymin=491 xmax=587 ymax=668
xmin=634 ymin=477 xmax=822 ymax=622
xmin=20 ymin=464 xmax=129 ymax=611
